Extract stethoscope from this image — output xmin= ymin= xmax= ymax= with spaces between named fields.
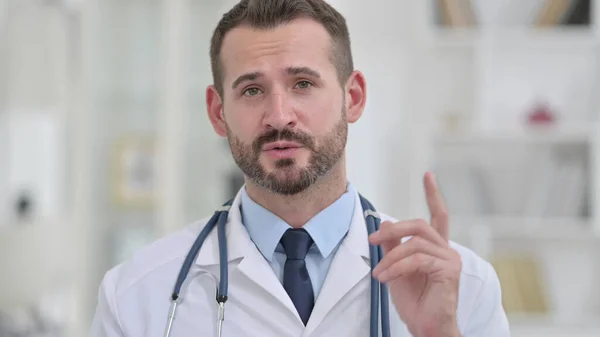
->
xmin=163 ymin=194 xmax=391 ymax=337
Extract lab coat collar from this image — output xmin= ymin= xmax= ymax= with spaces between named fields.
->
xmin=193 ymin=186 xmax=372 ymax=266
xmin=192 ymin=185 xmax=374 ymax=328
xmin=193 ymin=187 xmax=253 ymax=266
xmin=345 ymin=191 xmax=372 ymax=261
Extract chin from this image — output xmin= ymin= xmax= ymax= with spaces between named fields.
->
xmin=266 ymin=162 xmax=304 ymax=175
xmin=262 ymin=155 xmax=306 ymax=169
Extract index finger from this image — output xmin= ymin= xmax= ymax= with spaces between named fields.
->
xmin=424 ymin=171 xmax=449 ymax=241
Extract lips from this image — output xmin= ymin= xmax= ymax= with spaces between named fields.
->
xmin=262 ymin=141 xmax=302 ymax=151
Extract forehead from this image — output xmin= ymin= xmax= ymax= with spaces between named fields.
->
xmin=219 ymin=18 xmax=335 ymax=84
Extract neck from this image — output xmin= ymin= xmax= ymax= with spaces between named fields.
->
xmin=244 ymin=159 xmax=348 ymax=228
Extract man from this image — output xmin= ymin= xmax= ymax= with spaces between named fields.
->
xmin=90 ymin=0 xmax=510 ymax=336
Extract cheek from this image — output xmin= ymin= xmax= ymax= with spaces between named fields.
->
xmin=296 ymin=94 xmax=341 ymax=132
xmin=225 ymin=107 xmax=261 ymax=141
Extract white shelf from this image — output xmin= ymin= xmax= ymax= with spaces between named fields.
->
xmin=450 ymin=216 xmax=598 ymax=241
xmin=430 ymin=27 xmax=599 ymax=50
xmin=435 ymin=125 xmax=594 ymax=145
xmin=511 ymin=321 xmax=600 ymax=337
xmin=0 ymin=217 xmax=68 ymax=236
xmin=509 ymin=313 xmax=600 ymax=337
xmin=508 ymin=312 xmax=600 ymax=325
xmin=512 ymin=328 xmax=600 ymax=337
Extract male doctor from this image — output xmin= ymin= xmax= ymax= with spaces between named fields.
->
xmin=90 ymin=0 xmax=510 ymax=336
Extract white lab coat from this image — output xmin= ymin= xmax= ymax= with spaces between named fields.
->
xmin=90 ymin=190 xmax=510 ymax=337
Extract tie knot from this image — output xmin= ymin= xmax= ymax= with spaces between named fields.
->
xmin=280 ymin=228 xmax=313 ymax=260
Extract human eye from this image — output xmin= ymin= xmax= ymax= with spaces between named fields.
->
xmin=294 ymin=81 xmax=313 ymax=89
xmin=243 ymin=87 xmax=263 ymax=97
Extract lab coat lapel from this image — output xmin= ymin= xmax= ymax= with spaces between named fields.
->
xmin=193 ymin=190 xmax=249 ymax=266
xmin=194 ymin=189 xmax=301 ymax=323
xmin=236 ymin=242 xmax=300 ymax=319
xmin=305 ymin=192 xmax=371 ymax=334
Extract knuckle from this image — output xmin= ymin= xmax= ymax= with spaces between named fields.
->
xmin=389 ymin=261 xmax=402 ymax=273
xmin=383 ymin=220 xmax=396 ymax=227
xmin=415 ymin=218 xmax=428 ymax=227
xmin=403 ymin=238 xmax=420 ymax=256
xmin=409 ymin=218 xmax=428 ymax=232
xmin=380 ymin=220 xmax=395 ymax=232
xmin=414 ymin=219 xmax=431 ymax=236
xmin=410 ymin=236 xmax=426 ymax=249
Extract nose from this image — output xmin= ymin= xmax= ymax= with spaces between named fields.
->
xmin=262 ymin=92 xmax=297 ymax=130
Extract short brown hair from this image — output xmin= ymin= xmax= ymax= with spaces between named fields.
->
xmin=209 ymin=0 xmax=354 ymax=97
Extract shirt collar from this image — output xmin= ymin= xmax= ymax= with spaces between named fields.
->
xmin=240 ymin=183 xmax=356 ymax=262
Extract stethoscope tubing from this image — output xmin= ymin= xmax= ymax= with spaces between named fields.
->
xmin=166 ymin=195 xmax=390 ymax=337
xmin=361 ymin=196 xmax=390 ymax=337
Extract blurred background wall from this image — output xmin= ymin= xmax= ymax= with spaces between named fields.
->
xmin=0 ymin=0 xmax=600 ymax=336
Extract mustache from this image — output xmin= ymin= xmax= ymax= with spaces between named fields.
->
xmin=253 ymin=128 xmax=315 ymax=153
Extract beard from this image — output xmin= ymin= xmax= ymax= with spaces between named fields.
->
xmin=226 ymin=108 xmax=348 ymax=196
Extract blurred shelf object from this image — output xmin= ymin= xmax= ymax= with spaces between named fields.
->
xmin=430 ymin=27 xmax=599 ymax=50
xmin=109 ymin=135 xmax=157 ymax=209
xmin=434 ymin=139 xmax=591 ymax=220
xmin=493 ymin=254 xmax=550 ymax=320
xmin=433 ymin=0 xmax=592 ymax=30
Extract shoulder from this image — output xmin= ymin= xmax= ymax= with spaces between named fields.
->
xmin=99 ymin=217 xmax=210 ymax=297
xmin=90 ymin=218 xmax=213 ymax=336
xmin=378 ymin=213 xmax=509 ymax=334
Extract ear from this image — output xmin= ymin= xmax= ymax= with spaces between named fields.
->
xmin=344 ymin=70 xmax=367 ymax=123
xmin=206 ymin=85 xmax=227 ymax=137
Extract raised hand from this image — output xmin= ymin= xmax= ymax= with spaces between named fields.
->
xmin=369 ymin=172 xmax=462 ymax=337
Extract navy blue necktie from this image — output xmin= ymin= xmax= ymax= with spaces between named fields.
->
xmin=280 ymin=228 xmax=314 ymax=325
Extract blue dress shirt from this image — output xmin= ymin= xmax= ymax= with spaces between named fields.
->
xmin=240 ymin=184 xmax=356 ymax=299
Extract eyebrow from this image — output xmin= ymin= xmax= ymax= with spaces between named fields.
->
xmin=231 ymin=72 xmax=262 ymax=90
xmin=287 ymin=66 xmax=321 ymax=79
xmin=231 ymin=67 xmax=322 ymax=89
